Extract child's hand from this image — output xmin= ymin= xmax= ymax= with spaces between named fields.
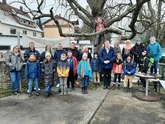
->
xmin=61 ymin=74 xmax=65 ymax=77
xmin=127 ymin=72 xmax=131 ymax=74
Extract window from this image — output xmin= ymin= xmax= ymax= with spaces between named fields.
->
xmin=0 ymin=46 xmax=10 ymax=50
xmin=33 ymin=32 xmax=36 ymax=37
xmin=20 ymin=45 xmax=28 ymax=50
xmin=23 ymin=30 xmax=27 ymax=35
xmin=10 ymin=28 xmax=16 ymax=34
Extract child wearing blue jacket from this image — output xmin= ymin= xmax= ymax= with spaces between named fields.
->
xmin=91 ymin=52 xmax=101 ymax=87
xmin=77 ymin=53 xmax=92 ymax=94
xmin=25 ymin=53 xmax=41 ymax=97
xmin=122 ymin=54 xmax=136 ymax=93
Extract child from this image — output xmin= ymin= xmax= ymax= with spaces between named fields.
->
xmin=25 ymin=53 xmax=40 ymax=97
xmin=57 ymin=53 xmax=69 ymax=95
xmin=112 ymin=53 xmax=123 ymax=90
xmin=91 ymin=52 xmax=101 ymax=87
xmin=138 ymin=49 xmax=150 ymax=90
xmin=94 ymin=17 xmax=106 ymax=47
xmin=66 ymin=50 xmax=78 ymax=91
xmin=122 ymin=54 xmax=136 ymax=92
xmin=41 ymin=52 xmax=56 ymax=98
xmin=77 ymin=53 xmax=92 ymax=94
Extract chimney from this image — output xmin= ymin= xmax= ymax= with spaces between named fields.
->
xmin=3 ymin=0 xmax=6 ymax=4
xmin=20 ymin=6 xmax=23 ymax=11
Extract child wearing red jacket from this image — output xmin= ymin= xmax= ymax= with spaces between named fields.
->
xmin=112 ymin=53 xmax=123 ymax=90
xmin=94 ymin=17 xmax=106 ymax=47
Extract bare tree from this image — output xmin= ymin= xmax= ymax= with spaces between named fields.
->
xmin=10 ymin=0 xmax=150 ymax=50
xmin=138 ymin=0 xmax=165 ymax=45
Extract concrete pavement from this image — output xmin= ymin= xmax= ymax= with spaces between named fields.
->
xmin=0 ymin=86 xmax=165 ymax=124
xmin=0 ymin=87 xmax=109 ymax=124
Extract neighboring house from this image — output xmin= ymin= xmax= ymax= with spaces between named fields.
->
xmin=0 ymin=0 xmax=43 ymax=52
xmin=43 ymin=15 xmax=79 ymax=38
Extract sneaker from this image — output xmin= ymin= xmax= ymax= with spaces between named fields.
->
xmin=60 ymin=92 xmax=63 ymax=96
xmin=56 ymin=84 xmax=59 ymax=88
xmin=103 ymin=86 xmax=107 ymax=89
xmin=107 ymin=86 xmax=111 ymax=90
xmin=28 ymin=92 xmax=32 ymax=97
xmin=15 ymin=90 xmax=21 ymax=94
xmin=11 ymin=91 xmax=16 ymax=95
xmin=27 ymin=89 xmax=30 ymax=93
xmin=34 ymin=87 xmax=40 ymax=91
xmin=64 ymin=92 xmax=67 ymax=96
xmin=72 ymin=88 xmax=76 ymax=91
xmin=35 ymin=91 xmax=39 ymax=96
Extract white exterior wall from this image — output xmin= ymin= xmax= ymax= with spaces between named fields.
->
xmin=0 ymin=23 xmax=42 ymax=37
xmin=0 ymin=37 xmax=44 ymax=53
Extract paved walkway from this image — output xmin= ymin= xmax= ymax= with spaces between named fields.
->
xmin=0 ymin=87 xmax=109 ymax=124
xmin=0 ymin=86 xmax=165 ymax=124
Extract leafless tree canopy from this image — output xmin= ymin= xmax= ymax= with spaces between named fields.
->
xmin=10 ymin=0 xmax=155 ymax=41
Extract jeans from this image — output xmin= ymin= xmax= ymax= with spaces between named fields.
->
xmin=81 ymin=76 xmax=89 ymax=87
xmin=60 ymin=78 xmax=67 ymax=93
xmin=28 ymin=78 xmax=38 ymax=92
xmin=45 ymin=86 xmax=52 ymax=92
xmin=95 ymin=34 xmax=106 ymax=45
xmin=114 ymin=73 xmax=121 ymax=84
xmin=150 ymin=61 xmax=158 ymax=74
xmin=103 ymin=68 xmax=112 ymax=86
xmin=10 ymin=71 xmax=21 ymax=92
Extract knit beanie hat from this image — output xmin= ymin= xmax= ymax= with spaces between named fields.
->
xmin=29 ymin=52 xmax=36 ymax=57
xmin=82 ymin=53 xmax=87 ymax=58
xmin=94 ymin=52 xmax=98 ymax=56
xmin=136 ymin=38 xmax=142 ymax=42
xmin=125 ymin=40 xmax=131 ymax=43
xmin=45 ymin=52 xmax=51 ymax=57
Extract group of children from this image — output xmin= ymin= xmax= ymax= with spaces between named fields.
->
xmin=24 ymin=43 xmax=150 ymax=98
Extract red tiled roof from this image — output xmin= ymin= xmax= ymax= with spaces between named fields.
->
xmin=0 ymin=2 xmax=31 ymax=19
xmin=43 ymin=15 xmax=79 ymax=25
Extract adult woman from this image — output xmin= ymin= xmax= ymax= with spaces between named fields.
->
xmin=6 ymin=45 xmax=24 ymax=95
xmin=40 ymin=45 xmax=54 ymax=62
xmin=80 ymin=46 xmax=92 ymax=61
xmin=114 ymin=42 xmax=121 ymax=54
xmin=122 ymin=40 xmax=132 ymax=60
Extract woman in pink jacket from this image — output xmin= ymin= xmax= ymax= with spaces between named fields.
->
xmin=112 ymin=53 xmax=123 ymax=90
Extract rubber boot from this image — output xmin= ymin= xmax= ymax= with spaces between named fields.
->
xmin=45 ymin=92 xmax=49 ymax=98
xmin=129 ymin=87 xmax=133 ymax=93
xmin=124 ymin=87 xmax=128 ymax=93
xmin=117 ymin=84 xmax=120 ymax=90
xmin=85 ymin=86 xmax=88 ymax=94
xmin=82 ymin=87 xmax=85 ymax=94
xmin=112 ymin=84 xmax=116 ymax=90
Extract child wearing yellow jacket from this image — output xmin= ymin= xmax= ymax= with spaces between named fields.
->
xmin=57 ymin=53 xmax=69 ymax=95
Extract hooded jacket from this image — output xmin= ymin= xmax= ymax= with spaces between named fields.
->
xmin=57 ymin=59 xmax=69 ymax=78
xmin=122 ymin=60 xmax=136 ymax=76
xmin=25 ymin=60 xmax=40 ymax=80
xmin=147 ymin=42 xmax=162 ymax=61
xmin=69 ymin=47 xmax=81 ymax=61
xmin=131 ymin=43 xmax=145 ymax=63
xmin=41 ymin=59 xmax=56 ymax=86
xmin=54 ymin=49 xmax=66 ymax=63
xmin=100 ymin=46 xmax=116 ymax=69
xmin=66 ymin=56 xmax=78 ymax=76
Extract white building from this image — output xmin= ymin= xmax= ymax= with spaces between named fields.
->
xmin=0 ymin=0 xmax=43 ymax=52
